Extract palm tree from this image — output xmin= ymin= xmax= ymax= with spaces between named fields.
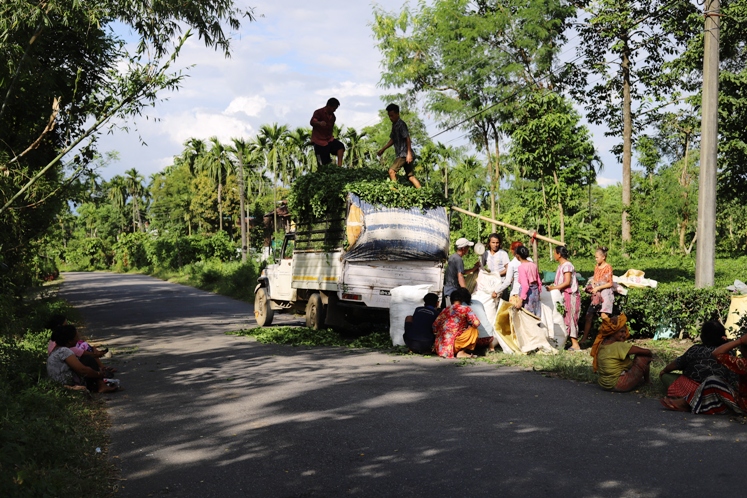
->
xmin=124 ymin=168 xmax=146 ymax=232
xmin=257 ymin=124 xmax=289 ymax=231
xmin=106 ymin=175 xmax=128 ymax=234
xmin=229 ymin=137 xmax=256 ymax=262
xmin=449 ymin=156 xmax=487 ymax=212
xmin=286 ymin=127 xmax=314 ymax=179
xmin=341 ymin=127 xmax=374 ymax=168
xmin=181 ymin=138 xmax=207 ymax=176
xmin=201 ymin=137 xmax=234 ymax=232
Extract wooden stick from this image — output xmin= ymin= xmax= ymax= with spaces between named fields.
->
xmin=451 ymin=206 xmax=564 ymax=246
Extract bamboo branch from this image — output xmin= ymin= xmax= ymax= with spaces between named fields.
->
xmin=451 ymin=206 xmax=564 ymax=246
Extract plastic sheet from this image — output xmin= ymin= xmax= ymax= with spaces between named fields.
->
xmin=389 ymin=284 xmax=433 ymax=346
xmin=343 ymin=194 xmax=450 ymax=262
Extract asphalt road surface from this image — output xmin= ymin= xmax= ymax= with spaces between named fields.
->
xmin=61 ymin=272 xmax=747 ymax=497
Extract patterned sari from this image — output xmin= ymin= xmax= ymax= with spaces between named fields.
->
xmin=433 ymin=304 xmax=480 ymax=358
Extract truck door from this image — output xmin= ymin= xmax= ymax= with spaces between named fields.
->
xmin=274 ymin=234 xmax=295 ymax=301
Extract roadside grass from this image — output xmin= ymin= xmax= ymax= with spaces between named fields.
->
xmin=146 ymin=259 xmax=258 ymax=303
xmin=228 ymin=326 xmax=691 ymax=399
xmin=0 ymin=289 xmax=115 ymax=497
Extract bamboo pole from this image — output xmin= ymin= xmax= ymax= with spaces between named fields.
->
xmin=451 ymin=206 xmax=564 ymax=246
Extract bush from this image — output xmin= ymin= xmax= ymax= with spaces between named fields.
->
xmin=0 ymin=297 xmax=112 ymax=496
xmin=63 ymin=237 xmax=112 ymax=270
xmin=113 ymin=232 xmax=149 ymax=271
xmin=623 ymin=287 xmax=731 ymax=339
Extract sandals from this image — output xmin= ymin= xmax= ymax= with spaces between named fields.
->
xmin=659 ymin=397 xmax=690 ymax=412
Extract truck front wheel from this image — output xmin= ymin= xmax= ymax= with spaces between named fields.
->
xmin=305 ymin=293 xmax=326 ymax=330
xmin=254 ymin=287 xmax=274 ymax=327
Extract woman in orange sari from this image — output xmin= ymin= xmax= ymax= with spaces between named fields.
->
xmin=582 ymin=246 xmax=613 ymax=345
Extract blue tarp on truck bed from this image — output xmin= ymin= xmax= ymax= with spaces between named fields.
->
xmin=343 ymin=193 xmax=450 ymax=262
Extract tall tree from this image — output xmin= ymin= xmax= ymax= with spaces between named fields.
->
xmin=571 ymin=0 xmax=696 ymax=245
xmin=505 ymin=91 xmax=598 ymax=244
xmin=124 ymin=168 xmax=146 ymax=232
xmin=372 ymin=0 xmax=576 ymax=229
xmin=256 ymin=124 xmax=289 ymax=232
xmin=229 ymin=137 xmax=255 ymax=261
xmin=201 ymin=137 xmax=233 ymax=231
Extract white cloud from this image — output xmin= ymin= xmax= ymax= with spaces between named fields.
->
xmin=597 ymin=177 xmax=619 ymax=187
xmin=316 ymin=81 xmax=378 ymax=99
xmin=225 ymin=96 xmax=267 ymax=117
xmin=160 ymin=110 xmax=254 ymax=144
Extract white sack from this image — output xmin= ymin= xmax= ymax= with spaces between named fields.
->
xmin=389 ymin=284 xmax=433 ymax=346
xmin=540 ymin=287 xmax=567 ymax=349
xmin=472 ymin=270 xmax=503 ymax=326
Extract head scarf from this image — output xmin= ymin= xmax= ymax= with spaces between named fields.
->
xmin=590 ymin=313 xmax=630 ymax=372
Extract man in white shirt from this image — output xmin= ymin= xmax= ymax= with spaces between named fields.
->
xmin=495 ymin=241 xmax=531 ymax=298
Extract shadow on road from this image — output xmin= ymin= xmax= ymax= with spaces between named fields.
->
xmin=61 ymin=272 xmax=747 ymax=497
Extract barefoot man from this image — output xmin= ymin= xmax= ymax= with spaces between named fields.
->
xmin=310 ymin=98 xmax=345 ymax=167
xmin=376 ymin=103 xmax=421 ymax=188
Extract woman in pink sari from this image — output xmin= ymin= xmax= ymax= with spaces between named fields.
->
xmin=547 ymin=246 xmax=581 ymax=351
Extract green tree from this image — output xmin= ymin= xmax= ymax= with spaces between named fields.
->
xmin=372 ymin=0 xmax=576 ymax=228
xmin=201 ymin=136 xmax=233 ymax=231
xmin=504 ymin=92 xmax=598 ymax=244
xmin=571 ymin=0 xmax=696 ymax=245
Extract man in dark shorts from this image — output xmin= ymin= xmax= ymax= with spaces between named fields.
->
xmin=310 ymin=98 xmax=345 ymax=166
xmin=403 ymin=293 xmax=440 ymax=354
xmin=376 ymin=103 xmax=421 ymax=188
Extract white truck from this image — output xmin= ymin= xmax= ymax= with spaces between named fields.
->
xmin=254 ymin=193 xmax=450 ymax=329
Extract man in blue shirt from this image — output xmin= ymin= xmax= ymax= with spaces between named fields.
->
xmin=403 ymin=293 xmax=440 ymax=354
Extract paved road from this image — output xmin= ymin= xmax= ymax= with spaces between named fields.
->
xmin=61 ymin=272 xmax=747 ymax=497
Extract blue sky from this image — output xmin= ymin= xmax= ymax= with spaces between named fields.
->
xmin=96 ymin=0 xmax=623 ymax=187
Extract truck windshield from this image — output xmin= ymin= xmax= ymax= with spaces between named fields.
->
xmin=282 ymin=238 xmax=295 ymax=259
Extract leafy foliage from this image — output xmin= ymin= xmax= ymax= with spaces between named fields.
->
xmin=288 ymin=164 xmax=448 ymax=224
xmin=229 ymin=326 xmax=394 ymax=349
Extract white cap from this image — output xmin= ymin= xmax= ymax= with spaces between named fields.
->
xmin=455 ymin=237 xmax=474 ymax=249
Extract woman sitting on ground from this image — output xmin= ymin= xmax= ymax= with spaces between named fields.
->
xmin=661 ymin=332 xmax=747 ymax=414
xmin=659 ymin=320 xmax=734 ymax=400
xmin=433 ymin=287 xmax=481 ymax=359
xmin=47 ymin=325 xmax=119 ymax=393
xmin=515 ymin=245 xmax=541 ymax=318
xmin=591 ymin=313 xmax=652 ymax=392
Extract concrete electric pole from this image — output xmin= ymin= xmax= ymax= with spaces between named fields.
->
xmin=695 ymin=0 xmax=720 ymax=288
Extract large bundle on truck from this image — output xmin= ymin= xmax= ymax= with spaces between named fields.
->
xmin=255 ymin=165 xmax=450 ymax=329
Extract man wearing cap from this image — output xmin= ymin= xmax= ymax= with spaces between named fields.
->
xmin=443 ymin=237 xmax=480 ymax=304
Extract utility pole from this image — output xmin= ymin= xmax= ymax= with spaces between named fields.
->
xmin=695 ymin=0 xmax=720 ymax=288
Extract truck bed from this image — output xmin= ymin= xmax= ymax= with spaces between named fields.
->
xmin=340 ymin=260 xmax=443 ymax=308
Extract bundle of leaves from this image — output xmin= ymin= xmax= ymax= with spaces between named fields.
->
xmin=288 ymin=164 xmax=447 ymax=222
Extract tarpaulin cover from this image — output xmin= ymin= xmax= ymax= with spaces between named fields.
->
xmin=343 ymin=193 xmax=450 ymax=262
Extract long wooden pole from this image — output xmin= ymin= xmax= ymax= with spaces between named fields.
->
xmin=451 ymin=206 xmax=564 ymax=246
xmin=695 ymin=0 xmax=719 ymax=288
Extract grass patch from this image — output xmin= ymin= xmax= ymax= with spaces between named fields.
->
xmin=148 ymin=259 xmax=259 ymax=303
xmin=228 ymin=326 xmax=395 ymax=350
xmin=0 ymin=290 xmax=115 ymax=497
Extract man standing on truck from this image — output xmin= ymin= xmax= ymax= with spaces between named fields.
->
xmin=443 ymin=237 xmax=480 ymax=305
xmin=310 ymin=98 xmax=345 ymax=167
xmin=376 ymin=103 xmax=421 ymax=189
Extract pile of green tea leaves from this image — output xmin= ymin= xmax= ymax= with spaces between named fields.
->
xmin=288 ymin=164 xmax=447 ymax=222
xmin=346 ymin=180 xmax=447 ymax=211
xmin=228 ymin=326 xmax=394 ymax=349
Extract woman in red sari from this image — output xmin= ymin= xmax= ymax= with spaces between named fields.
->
xmin=433 ymin=288 xmax=480 ymax=359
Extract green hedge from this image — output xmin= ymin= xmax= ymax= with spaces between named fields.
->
xmin=620 ymin=287 xmax=732 ymax=339
xmin=109 ymin=232 xmax=239 ymax=271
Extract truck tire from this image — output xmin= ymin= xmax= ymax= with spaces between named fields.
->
xmin=305 ymin=293 xmax=326 ymax=330
xmin=254 ymin=287 xmax=274 ymax=327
